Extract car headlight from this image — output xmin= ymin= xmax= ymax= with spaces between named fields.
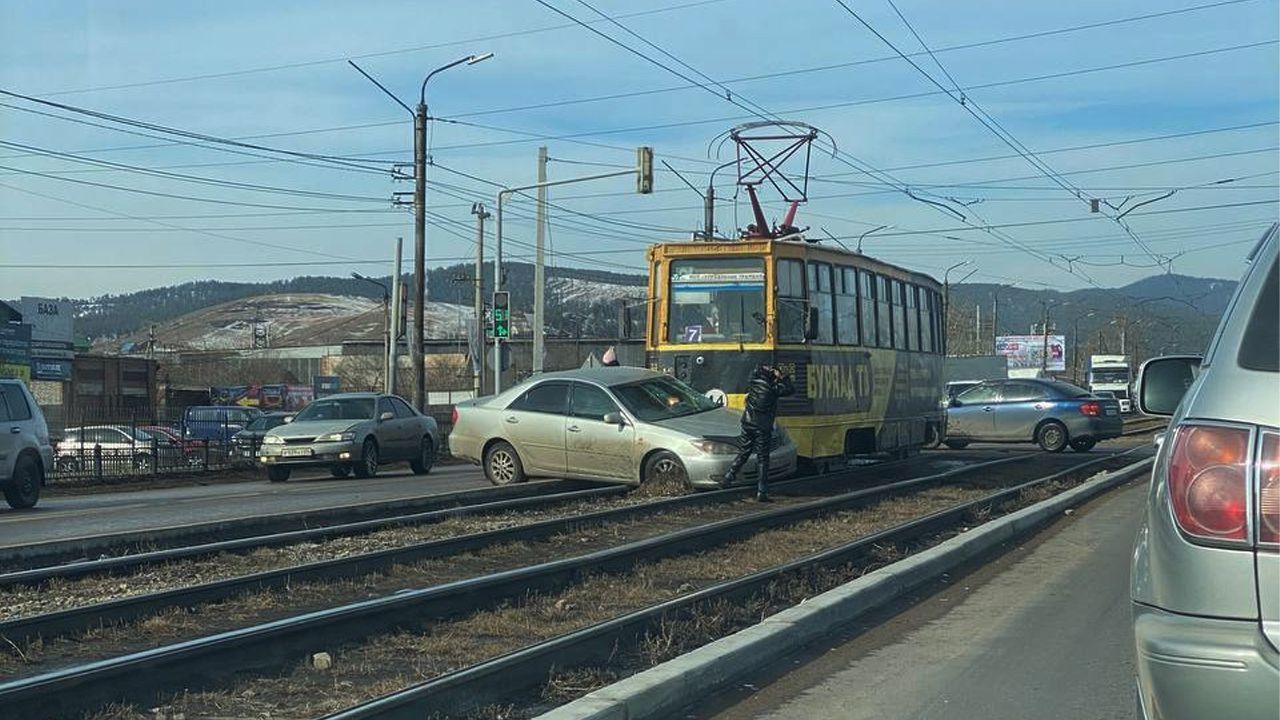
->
xmin=262 ymin=435 xmax=284 ymax=445
xmin=689 ymin=438 xmax=739 ymax=455
xmin=317 ymin=431 xmax=356 ymax=443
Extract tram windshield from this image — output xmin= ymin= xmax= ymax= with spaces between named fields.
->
xmin=667 ymin=257 xmax=766 ymax=343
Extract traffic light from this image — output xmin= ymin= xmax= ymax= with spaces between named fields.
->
xmin=492 ymin=291 xmax=510 ymax=339
xmin=637 ymin=146 xmax=653 ymax=194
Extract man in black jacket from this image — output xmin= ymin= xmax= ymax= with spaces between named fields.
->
xmin=723 ymin=364 xmax=794 ymax=501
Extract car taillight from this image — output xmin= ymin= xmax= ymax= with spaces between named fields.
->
xmin=1259 ymin=432 xmax=1280 ymax=545
xmin=451 ymin=406 xmax=459 ymax=426
xmin=1079 ymin=401 xmax=1101 ymax=416
xmin=1167 ymin=424 xmax=1250 ymax=545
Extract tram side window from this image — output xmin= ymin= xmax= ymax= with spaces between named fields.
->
xmin=807 ymin=262 xmax=834 ymax=344
xmin=777 ymin=258 xmax=806 ymax=343
xmin=877 ymin=275 xmax=893 ymax=348
xmin=891 ymin=279 xmax=907 ymax=350
xmin=836 ymin=267 xmax=858 ymax=345
xmin=920 ymin=287 xmax=935 ymax=353
xmin=906 ymin=284 xmax=920 ymax=351
xmin=932 ymin=289 xmax=944 ymax=353
xmin=860 ymin=270 xmax=877 ymax=347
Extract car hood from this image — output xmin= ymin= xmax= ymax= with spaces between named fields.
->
xmin=648 ymin=407 xmax=746 ymax=438
xmin=267 ymin=420 xmax=364 ymax=439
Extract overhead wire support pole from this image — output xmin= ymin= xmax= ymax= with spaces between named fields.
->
xmin=493 ymin=161 xmax=650 ymax=394
xmin=470 ymin=204 xmax=490 ymax=397
xmin=349 ymin=53 xmax=493 ymax=411
xmin=534 ymin=147 xmax=548 ymax=374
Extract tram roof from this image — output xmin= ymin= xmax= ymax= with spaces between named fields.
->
xmin=648 ymin=238 xmax=942 ymax=287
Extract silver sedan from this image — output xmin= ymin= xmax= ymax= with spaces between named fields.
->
xmin=450 ymin=367 xmax=798 ymax=490
xmin=258 ymin=392 xmax=439 ymax=482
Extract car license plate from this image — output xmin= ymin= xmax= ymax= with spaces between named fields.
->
xmin=282 ymin=447 xmax=313 ymax=457
xmin=1105 ymin=408 xmax=1117 ymax=416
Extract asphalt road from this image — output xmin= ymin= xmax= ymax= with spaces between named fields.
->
xmin=693 ymin=476 xmax=1147 ymax=720
xmin=0 ymin=463 xmax=493 ymax=549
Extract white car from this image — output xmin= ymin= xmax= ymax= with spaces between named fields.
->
xmin=0 ymin=380 xmax=52 ymax=509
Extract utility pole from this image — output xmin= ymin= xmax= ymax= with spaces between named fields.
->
xmin=389 ymin=238 xmax=402 ymax=396
xmin=347 ymin=53 xmax=493 ymax=411
xmin=1040 ymin=300 xmax=1052 ymax=374
xmin=942 ymin=260 xmax=974 ymax=356
xmin=990 ymin=292 xmax=998 ymax=353
xmin=470 ymin=204 xmax=489 ymax=397
xmin=974 ymin=303 xmax=981 ymax=356
xmin=533 ymin=146 xmax=548 ymax=375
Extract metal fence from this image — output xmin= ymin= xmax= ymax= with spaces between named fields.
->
xmin=39 ymin=406 xmax=252 ymax=484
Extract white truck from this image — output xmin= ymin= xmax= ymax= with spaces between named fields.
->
xmin=1088 ymin=354 xmax=1132 ymax=413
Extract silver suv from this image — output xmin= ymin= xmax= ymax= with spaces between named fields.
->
xmin=1131 ymin=223 xmax=1279 ymax=720
xmin=0 ymin=379 xmax=53 ymax=509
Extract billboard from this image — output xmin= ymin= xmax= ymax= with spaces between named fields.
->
xmin=0 ymin=324 xmax=31 ymax=381
xmin=21 ymin=297 xmax=74 ymax=381
xmin=995 ymin=335 xmax=1066 ymax=372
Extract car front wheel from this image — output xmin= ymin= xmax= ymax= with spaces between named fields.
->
xmin=643 ymin=450 xmax=690 ymax=491
xmin=354 ymin=439 xmax=379 ymax=478
xmin=267 ymin=466 xmax=291 ymax=483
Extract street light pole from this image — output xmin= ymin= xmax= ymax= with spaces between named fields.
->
xmin=351 ymin=272 xmax=390 ymax=391
xmin=942 ymin=260 xmax=972 ymax=356
xmin=470 ymin=203 xmax=490 ymax=397
xmin=348 ymin=53 xmax=493 ymax=411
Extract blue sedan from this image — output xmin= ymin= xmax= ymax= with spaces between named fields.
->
xmin=943 ymin=378 xmax=1123 ymax=452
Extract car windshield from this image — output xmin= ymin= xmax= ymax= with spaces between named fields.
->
xmin=292 ymin=398 xmax=375 ymax=422
xmin=246 ymin=415 xmax=285 ymax=431
xmin=612 ymin=377 xmax=719 ymax=421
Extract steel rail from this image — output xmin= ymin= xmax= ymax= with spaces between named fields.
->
xmin=0 ymin=454 xmax=1025 ymax=646
xmin=0 ymin=452 xmax=1073 ymax=718
xmin=322 ymin=449 xmax=1150 ymax=719
xmin=0 ymin=478 xmax=611 ymax=570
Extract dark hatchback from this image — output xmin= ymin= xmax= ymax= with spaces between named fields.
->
xmin=230 ymin=412 xmax=291 ymax=464
xmin=943 ymin=378 xmax=1123 ymax=452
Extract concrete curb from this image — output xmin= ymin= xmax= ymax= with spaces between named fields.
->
xmin=535 ymin=455 xmax=1154 ymax=720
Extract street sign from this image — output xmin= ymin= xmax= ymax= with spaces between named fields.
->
xmin=492 ymin=291 xmax=510 ymax=339
xmin=637 ymin=146 xmax=653 ymax=194
xmin=313 ymin=375 xmax=341 ymax=398
xmin=0 ymin=324 xmax=31 ymax=381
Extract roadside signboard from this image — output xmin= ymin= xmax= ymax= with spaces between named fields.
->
xmin=0 ymin=324 xmax=31 ymax=381
xmin=995 ymin=334 xmax=1066 ymax=372
xmin=21 ymin=296 xmax=74 ymax=381
xmin=313 ymin=375 xmax=340 ymax=398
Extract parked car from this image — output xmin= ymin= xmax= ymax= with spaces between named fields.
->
xmin=182 ymin=405 xmax=262 ymax=444
xmin=0 ymin=380 xmax=51 ymax=509
xmin=229 ymin=412 xmax=291 ymax=465
xmin=54 ymin=425 xmax=175 ymax=473
xmin=943 ymin=378 xmax=1123 ymax=452
xmin=140 ymin=425 xmax=204 ymax=466
xmin=1130 ymin=223 xmax=1278 ymax=720
xmin=450 ymin=367 xmax=798 ymax=490
xmin=258 ymin=393 xmax=438 ymax=482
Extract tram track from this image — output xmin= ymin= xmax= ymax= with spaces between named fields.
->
xmin=0 ymin=450 xmax=1145 ymax=718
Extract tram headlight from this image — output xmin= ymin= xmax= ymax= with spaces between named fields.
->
xmin=689 ymin=438 xmax=738 ymax=455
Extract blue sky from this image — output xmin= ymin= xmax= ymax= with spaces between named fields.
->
xmin=0 ymin=0 xmax=1276 ymax=297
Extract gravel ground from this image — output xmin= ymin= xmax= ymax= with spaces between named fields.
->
xmin=83 ymin=479 xmax=1065 ymax=720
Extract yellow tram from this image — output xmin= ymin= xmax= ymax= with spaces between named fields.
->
xmin=645 ymin=238 xmax=945 ymax=466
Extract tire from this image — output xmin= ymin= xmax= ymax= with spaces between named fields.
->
xmin=943 ymin=439 xmax=970 ymax=450
xmin=267 ymin=466 xmax=291 ymax=483
xmin=353 ymin=438 xmax=379 ymax=478
xmin=4 ymin=454 xmax=42 ymax=509
xmin=410 ymin=436 xmax=435 ymax=475
xmin=1070 ymin=438 xmax=1097 ymax=453
xmin=924 ymin=424 xmax=944 ymax=450
xmin=1037 ymin=421 xmax=1070 ymax=453
xmin=483 ymin=441 xmax=526 ymax=486
xmin=642 ymin=450 xmax=690 ymax=490
xmin=330 ymin=464 xmax=352 ymax=479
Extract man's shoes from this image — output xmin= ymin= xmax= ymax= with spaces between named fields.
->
xmin=756 ymin=492 xmax=772 ymax=503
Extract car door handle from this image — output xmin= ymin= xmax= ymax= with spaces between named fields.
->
xmin=982 ymin=406 xmax=995 ymax=412
xmin=505 ymin=416 xmax=519 ymax=424
xmin=9 ymin=427 xmax=19 ymax=434
xmin=567 ymin=425 xmax=581 ymax=433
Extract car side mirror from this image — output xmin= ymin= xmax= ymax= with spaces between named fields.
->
xmin=379 ymin=411 xmax=395 ymax=422
xmin=602 ymin=412 xmax=626 ymax=426
xmin=283 ymin=416 xmax=294 ymax=424
xmin=1137 ymin=355 xmax=1202 ymax=416
xmin=949 ymin=398 xmax=962 ymax=408
xmin=804 ymin=305 xmax=819 ymax=341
